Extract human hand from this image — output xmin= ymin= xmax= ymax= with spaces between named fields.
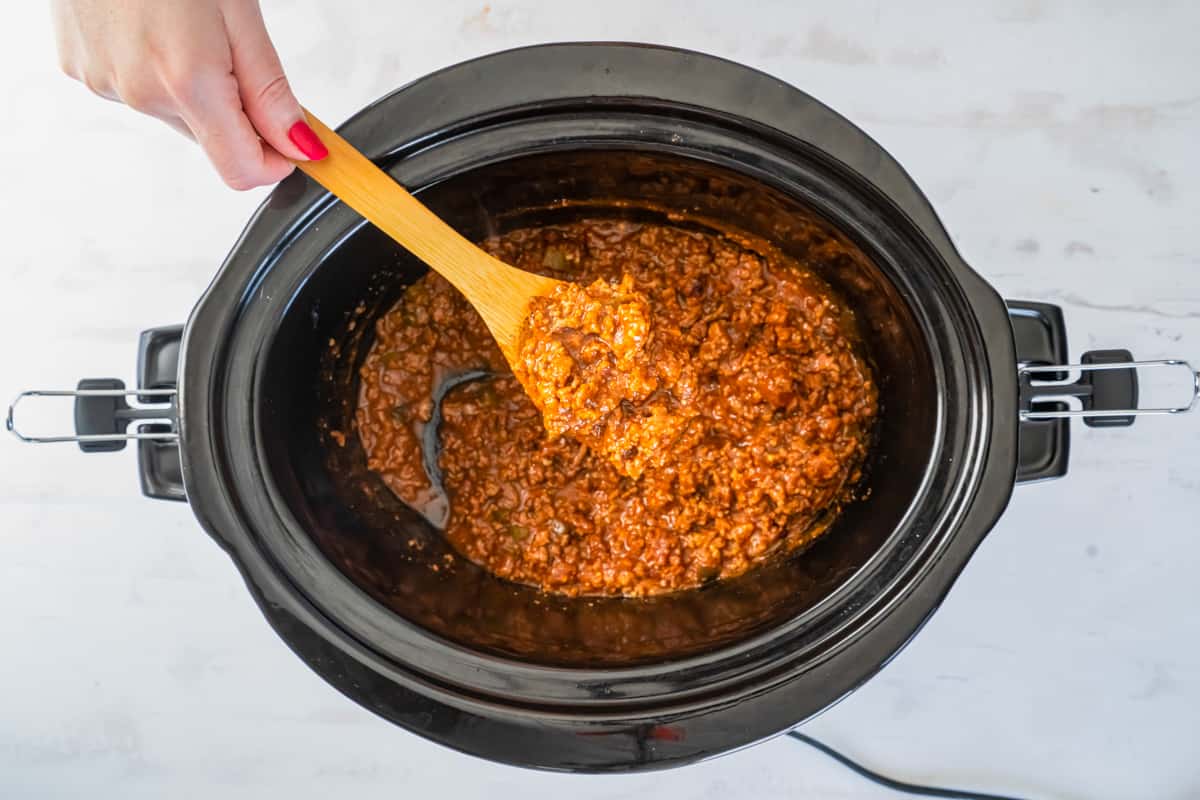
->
xmin=52 ymin=0 xmax=327 ymax=190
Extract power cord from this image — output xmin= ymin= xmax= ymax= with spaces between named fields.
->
xmin=788 ymin=731 xmax=1031 ymax=800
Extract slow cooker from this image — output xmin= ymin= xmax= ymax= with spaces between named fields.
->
xmin=8 ymin=43 xmax=1198 ymax=772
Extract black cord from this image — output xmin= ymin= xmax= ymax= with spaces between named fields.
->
xmin=787 ymin=731 xmax=1031 ymax=800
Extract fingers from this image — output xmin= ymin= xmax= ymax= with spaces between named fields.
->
xmin=50 ymin=0 xmax=313 ymax=190
xmin=175 ymin=71 xmax=296 ymax=190
xmin=221 ymin=0 xmax=319 ymax=162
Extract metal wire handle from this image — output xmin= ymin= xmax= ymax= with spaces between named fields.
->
xmin=1020 ymin=359 xmax=1199 ymax=420
xmin=6 ymin=388 xmax=179 ymax=444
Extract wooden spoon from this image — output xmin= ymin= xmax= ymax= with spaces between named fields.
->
xmin=292 ymin=109 xmax=563 ymax=364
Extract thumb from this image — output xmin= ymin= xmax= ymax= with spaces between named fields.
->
xmin=223 ymin=1 xmax=325 ymax=161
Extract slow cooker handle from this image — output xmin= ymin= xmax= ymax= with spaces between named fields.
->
xmin=1008 ymin=301 xmax=1199 ymax=483
xmin=5 ymin=325 xmax=186 ymax=501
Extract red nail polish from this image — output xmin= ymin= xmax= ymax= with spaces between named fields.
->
xmin=288 ymin=121 xmax=328 ymax=160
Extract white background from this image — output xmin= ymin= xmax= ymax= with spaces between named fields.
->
xmin=1 ymin=1 xmax=1198 ymax=798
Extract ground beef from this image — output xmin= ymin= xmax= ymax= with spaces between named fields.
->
xmin=356 ymin=220 xmax=878 ymax=597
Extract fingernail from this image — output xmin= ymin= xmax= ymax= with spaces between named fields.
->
xmin=288 ymin=121 xmax=328 ymax=160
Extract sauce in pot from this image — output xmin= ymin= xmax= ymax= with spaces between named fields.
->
xmin=356 ymin=220 xmax=878 ymax=597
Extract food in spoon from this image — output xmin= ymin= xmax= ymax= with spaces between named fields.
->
xmin=512 ymin=274 xmax=699 ymax=479
xmin=356 ymin=220 xmax=878 ymax=597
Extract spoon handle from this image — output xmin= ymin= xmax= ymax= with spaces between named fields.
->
xmin=291 ymin=109 xmax=559 ymax=360
xmin=293 ymin=109 xmax=490 ymax=289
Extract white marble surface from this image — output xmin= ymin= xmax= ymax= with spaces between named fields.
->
xmin=2 ymin=1 xmax=1198 ymax=798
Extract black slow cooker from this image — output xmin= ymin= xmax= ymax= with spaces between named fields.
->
xmin=8 ymin=43 xmax=1198 ymax=772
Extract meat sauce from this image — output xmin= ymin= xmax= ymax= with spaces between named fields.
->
xmin=356 ymin=220 xmax=878 ymax=597
xmin=513 ymin=274 xmax=696 ymax=480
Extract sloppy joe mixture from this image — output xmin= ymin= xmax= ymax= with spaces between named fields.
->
xmin=513 ymin=274 xmax=698 ymax=480
xmin=356 ymin=220 xmax=878 ymax=597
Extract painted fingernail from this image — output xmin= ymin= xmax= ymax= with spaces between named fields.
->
xmin=288 ymin=121 xmax=328 ymax=160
